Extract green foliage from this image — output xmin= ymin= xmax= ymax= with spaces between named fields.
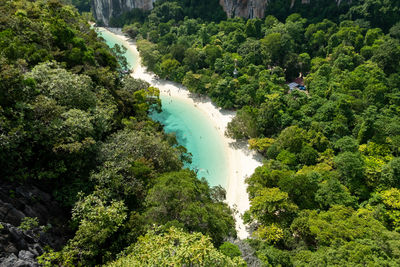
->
xmin=226 ymin=106 xmax=259 ymax=139
xmin=248 ymin=137 xmax=275 ymax=155
xmin=40 ymin=191 xmax=128 ymax=265
xmin=0 ymin=1 xmax=239 ymax=266
xmin=315 ymin=177 xmax=358 ymax=209
xmin=253 ymin=224 xmax=284 ymax=244
xmin=18 ymin=217 xmax=39 ymax=231
xmin=70 ymin=0 xmax=91 ymax=13
xmin=246 ymin=187 xmax=298 ymax=226
xmin=6 ymin=0 xmax=400 ymax=265
xmin=154 ymin=0 xmax=226 ymax=22
xmin=291 ymin=206 xmax=400 ymax=266
xmin=334 ymin=152 xmax=367 ymax=196
xmin=334 ymin=136 xmax=358 ymax=152
xmin=380 ymin=188 xmax=400 ymax=231
xmin=144 ymin=170 xmax=236 ymax=246
xmin=106 ymin=227 xmax=245 ymax=266
xmin=136 ymin=39 xmax=161 ymax=71
xmin=253 ymin=242 xmax=291 ymax=266
xmin=219 ymin=242 xmax=242 ymax=259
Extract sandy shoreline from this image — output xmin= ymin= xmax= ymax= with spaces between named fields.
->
xmin=100 ymin=27 xmax=263 ymax=239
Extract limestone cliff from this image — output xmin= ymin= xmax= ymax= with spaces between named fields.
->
xmin=219 ymin=0 xmax=268 ymax=18
xmin=0 ymin=181 xmax=68 ymax=266
xmin=219 ymin=0 xmax=348 ymax=19
xmin=92 ymin=0 xmax=155 ymax=26
xmin=92 ymin=0 xmax=349 ymax=25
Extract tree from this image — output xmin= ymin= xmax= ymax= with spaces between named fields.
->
xmin=246 ymin=160 xmax=293 ymax=199
xmin=245 ymin=19 xmax=262 ymax=38
xmin=136 ymin=40 xmax=161 ymax=71
xmin=246 ymin=187 xmax=298 ymax=226
xmin=334 ymin=152 xmax=366 ymax=196
xmin=315 ymin=177 xmax=358 ymax=209
xmin=380 ymin=158 xmax=400 ymax=189
xmin=160 ymin=58 xmax=181 ymax=81
xmin=219 ymin=242 xmax=242 ymax=259
xmin=380 ymin=188 xmax=400 ymax=231
xmin=334 ymin=136 xmax=358 ymax=152
xmin=278 ymin=173 xmax=318 ymax=209
xmin=204 ymin=44 xmax=222 ymax=68
xmin=238 ymin=38 xmax=263 ymax=65
xmin=248 ymin=138 xmax=276 ymax=155
xmin=276 ymin=149 xmax=297 ymax=167
xmin=106 ymin=227 xmax=245 ymax=266
xmin=40 ymin=191 xmax=127 ymax=265
xmin=276 ymin=126 xmax=306 ymax=154
xmin=91 ymin=129 xmax=183 ymax=207
xmin=149 ymin=1 xmax=184 ymax=23
xmin=371 ymin=37 xmax=400 ymax=74
xmin=292 ymin=239 xmax=400 ymax=266
xmin=26 ymin=62 xmax=96 ymax=110
xmin=52 ymin=109 xmax=95 ymax=153
xmin=299 ymin=145 xmax=319 ymax=165
xmin=226 ymin=106 xmax=258 ymax=139
xmin=182 ymin=71 xmax=206 ymax=94
xmin=183 ymin=47 xmax=202 ymax=71
xmin=256 ymin=93 xmax=284 ymax=136
xmin=389 ymin=22 xmax=400 ymax=39
xmin=291 ymin=205 xmax=400 ymax=248
xmin=261 ymin=32 xmax=293 ymax=66
xmin=144 ymin=170 xmax=236 ymax=246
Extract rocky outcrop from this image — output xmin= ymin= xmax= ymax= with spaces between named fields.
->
xmin=92 ymin=0 xmax=156 ymax=26
xmin=0 ymin=223 xmax=42 ymax=267
xmin=91 ymin=0 xmax=350 ymax=25
xmin=219 ymin=0 xmax=269 ymax=18
xmin=219 ymin=0 xmax=349 ymax=18
xmin=0 ymin=182 xmax=69 ymax=266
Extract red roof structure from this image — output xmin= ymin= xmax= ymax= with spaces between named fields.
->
xmin=294 ymin=77 xmax=304 ymax=86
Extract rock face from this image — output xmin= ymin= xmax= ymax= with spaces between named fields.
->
xmin=92 ymin=0 xmax=350 ymax=25
xmin=92 ymin=0 xmax=156 ymax=25
xmin=0 ymin=181 xmax=69 ymax=266
xmin=0 ymin=224 xmax=41 ymax=267
xmin=219 ymin=0 xmax=347 ymax=18
xmin=219 ymin=0 xmax=269 ymax=18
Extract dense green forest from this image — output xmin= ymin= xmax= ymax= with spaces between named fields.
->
xmin=120 ymin=0 xmax=400 ymax=265
xmin=2 ymin=0 xmax=400 ymax=265
xmin=0 ymin=0 xmax=241 ymax=266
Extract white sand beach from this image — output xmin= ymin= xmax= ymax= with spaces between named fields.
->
xmin=101 ymin=28 xmax=263 ymax=239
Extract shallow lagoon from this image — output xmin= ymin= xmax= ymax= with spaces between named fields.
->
xmin=98 ymin=29 xmax=227 ymax=187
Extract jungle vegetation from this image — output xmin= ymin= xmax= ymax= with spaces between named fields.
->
xmin=121 ymin=0 xmax=400 ymax=265
xmin=0 ymin=0 xmax=238 ymax=266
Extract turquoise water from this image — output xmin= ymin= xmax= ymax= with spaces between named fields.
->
xmin=151 ymin=95 xmax=227 ymax=187
xmin=97 ymin=28 xmax=137 ymax=69
xmin=98 ymin=28 xmax=227 ymax=187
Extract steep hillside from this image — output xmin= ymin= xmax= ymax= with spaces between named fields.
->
xmin=91 ymin=0 xmax=353 ymax=25
xmin=92 ymin=0 xmax=155 ymax=25
xmin=0 ymin=0 xmax=238 ymax=265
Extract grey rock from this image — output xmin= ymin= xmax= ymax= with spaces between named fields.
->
xmin=18 ymin=251 xmax=34 ymax=261
xmin=0 ymin=181 xmax=68 ymax=267
xmin=8 ymin=227 xmax=27 ymax=250
xmin=32 ymin=244 xmax=43 ymax=255
xmin=0 ymin=253 xmax=18 ymax=267
xmin=3 ymin=244 xmax=18 ymax=254
xmin=92 ymin=0 xmax=155 ymax=26
xmin=0 ymin=203 xmax=24 ymax=226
